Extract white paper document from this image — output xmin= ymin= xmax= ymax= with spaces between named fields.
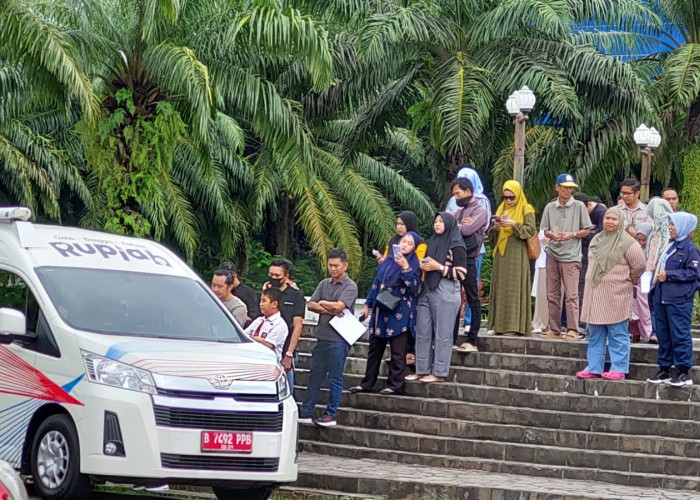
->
xmin=640 ymin=271 xmax=652 ymax=294
xmin=330 ymin=309 xmax=367 ymax=345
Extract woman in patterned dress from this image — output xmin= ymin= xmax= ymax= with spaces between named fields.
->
xmin=352 ymin=232 xmax=423 ymax=395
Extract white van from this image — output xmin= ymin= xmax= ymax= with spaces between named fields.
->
xmin=0 ymin=208 xmax=297 ymax=500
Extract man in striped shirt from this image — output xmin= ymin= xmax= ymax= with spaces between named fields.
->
xmin=619 ymin=178 xmax=652 ymax=235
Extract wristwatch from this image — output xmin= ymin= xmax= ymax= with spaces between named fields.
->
xmin=285 ymin=351 xmax=294 ymax=358
xmin=439 ymin=265 xmax=445 ymax=273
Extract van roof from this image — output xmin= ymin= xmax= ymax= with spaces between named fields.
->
xmin=0 ymin=221 xmax=193 ymax=278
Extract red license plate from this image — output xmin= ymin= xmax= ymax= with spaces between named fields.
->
xmin=201 ymin=431 xmax=253 ymax=453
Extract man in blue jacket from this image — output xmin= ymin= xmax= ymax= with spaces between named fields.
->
xmin=647 ymin=212 xmax=700 ymax=387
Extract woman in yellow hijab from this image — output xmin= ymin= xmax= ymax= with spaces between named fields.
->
xmin=487 ymin=180 xmax=537 ymax=336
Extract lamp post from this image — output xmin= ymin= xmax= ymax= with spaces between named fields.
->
xmin=506 ymin=85 xmax=536 ymax=186
xmin=634 ymin=124 xmax=662 ymax=202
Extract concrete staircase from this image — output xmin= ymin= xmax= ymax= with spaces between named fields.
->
xmin=292 ymin=326 xmax=700 ymax=499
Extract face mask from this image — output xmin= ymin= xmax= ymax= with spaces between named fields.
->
xmin=269 ymin=277 xmax=284 ymax=288
xmin=456 ymin=196 xmax=472 ymax=207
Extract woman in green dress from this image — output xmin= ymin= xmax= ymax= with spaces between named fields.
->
xmin=487 ymin=180 xmax=537 ymax=336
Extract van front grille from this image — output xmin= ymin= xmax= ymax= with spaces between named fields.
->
xmin=160 ymin=453 xmax=279 ymax=471
xmin=153 ymin=405 xmax=283 ymax=432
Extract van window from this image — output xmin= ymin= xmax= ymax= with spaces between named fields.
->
xmin=35 ymin=267 xmax=246 ymax=343
xmin=0 ymin=269 xmax=60 ymax=356
xmin=0 ymin=270 xmax=40 ymax=332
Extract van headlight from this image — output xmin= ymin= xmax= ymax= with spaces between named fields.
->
xmin=82 ymin=351 xmax=156 ymax=395
xmin=276 ymin=372 xmax=290 ymax=400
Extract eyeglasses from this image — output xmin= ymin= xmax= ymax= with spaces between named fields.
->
xmin=619 ymin=191 xmax=635 ymax=197
xmin=503 ymin=195 xmax=516 ymax=201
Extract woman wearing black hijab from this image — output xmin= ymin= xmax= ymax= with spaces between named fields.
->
xmin=379 ymin=211 xmax=427 ymax=262
xmin=409 ymin=212 xmax=466 ymax=383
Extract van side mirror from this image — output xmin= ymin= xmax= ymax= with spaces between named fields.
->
xmin=0 ymin=307 xmax=26 ymax=343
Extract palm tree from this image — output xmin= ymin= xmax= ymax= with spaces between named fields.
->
xmin=0 ymin=0 xmax=97 ymax=218
xmin=305 ymin=0 xmax=662 ymax=208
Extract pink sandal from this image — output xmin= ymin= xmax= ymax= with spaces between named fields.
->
xmin=602 ymin=371 xmax=626 ymax=380
xmin=576 ymin=370 xmax=601 ymax=379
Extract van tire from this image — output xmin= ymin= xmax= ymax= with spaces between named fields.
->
xmin=213 ymin=486 xmax=274 ymax=500
xmin=30 ymin=414 xmax=92 ymax=500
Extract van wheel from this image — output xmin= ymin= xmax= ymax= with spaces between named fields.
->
xmin=31 ymin=414 xmax=92 ymax=500
xmin=213 ymin=486 xmax=274 ymax=500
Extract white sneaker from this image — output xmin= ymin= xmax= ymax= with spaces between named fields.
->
xmin=463 ymin=325 xmax=471 ymax=333
xmin=298 ymin=417 xmax=313 ymax=424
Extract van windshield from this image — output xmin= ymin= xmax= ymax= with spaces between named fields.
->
xmin=35 ymin=267 xmax=246 ymax=342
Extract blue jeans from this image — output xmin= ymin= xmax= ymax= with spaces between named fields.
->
xmin=585 ymin=320 xmax=630 ymax=374
xmin=464 ymin=253 xmax=483 ymax=326
xmin=300 ymin=340 xmax=350 ymax=418
xmin=653 ymin=287 xmax=694 ymax=372
xmin=285 ymin=352 xmax=299 ymax=395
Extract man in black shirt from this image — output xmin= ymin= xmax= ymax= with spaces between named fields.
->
xmin=217 ymin=262 xmax=261 ymax=327
xmin=264 ymin=259 xmax=306 ymax=393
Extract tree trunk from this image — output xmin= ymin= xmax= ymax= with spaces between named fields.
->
xmin=684 ymin=99 xmax=700 ymax=141
xmin=274 ymin=194 xmax=294 ymax=259
xmin=443 ymin=152 xmax=468 ymax=208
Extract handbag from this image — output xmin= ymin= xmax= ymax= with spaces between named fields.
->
xmin=523 ymin=207 xmax=541 ymax=259
xmin=376 ymin=289 xmax=401 ymax=312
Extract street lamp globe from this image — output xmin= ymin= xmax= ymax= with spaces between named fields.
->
xmin=515 ymin=85 xmax=536 ymax=114
xmin=648 ymin=127 xmax=662 ymax=149
xmin=634 ymin=124 xmax=651 ymax=147
xmin=506 ymin=92 xmax=520 ymax=117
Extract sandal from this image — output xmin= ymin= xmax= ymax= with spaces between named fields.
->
xmin=405 ymin=373 xmax=421 ymax=381
xmin=379 ymin=388 xmax=397 ymax=395
xmin=648 ymin=335 xmax=658 ymax=344
xmin=420 ymin=374 xmax=445 ymax=384
xmin=348 ymin=385 xmax=366 ymax=394
xmin=456 ymin=342 xmax=478 ymax=353
xmin=562 ymin=329 xmax=578 ymax=341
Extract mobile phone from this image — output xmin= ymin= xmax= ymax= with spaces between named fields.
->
xmin=491 ymin=216 xmax=502 ymax=222
xmin=392 ymin=244 xmax=402 ymax=258
xmin=372 ymin=249 xmax=383 ymax=259
xmin=359 ymin=313 xmax=368 ymax=322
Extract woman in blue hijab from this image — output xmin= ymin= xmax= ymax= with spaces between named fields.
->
xmin=353 ymin=231 xmax=423 ymax=395
xmin=647 ymin=212 xmax=700 ymax=387
xmin=445 ymin=167 xmax=491 ymax=336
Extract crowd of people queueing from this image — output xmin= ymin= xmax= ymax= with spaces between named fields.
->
xmin=208 ymin=168 xmax=700 ymax=427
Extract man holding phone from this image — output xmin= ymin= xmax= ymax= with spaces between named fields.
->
xmin=539 ymin=174 xmax=593 ymax=341
xmin=451 ymin=178 xmax=489 ymax=351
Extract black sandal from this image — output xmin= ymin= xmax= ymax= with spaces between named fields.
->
xmin=379 ymin=388 xmax=397 ymax=395
xmin=348 ymin=385 xmax=366 ymax=394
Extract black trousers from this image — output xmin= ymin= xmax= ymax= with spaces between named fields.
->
xmin=360 ymin=333 xmax=409 ymax=393
xmin=453 ymin=257 xmax=481 ymax=345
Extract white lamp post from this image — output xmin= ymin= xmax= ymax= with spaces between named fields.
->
xmin=507 ymin=85 xmax=536 ymax=186
xmin=634 ymin=124 xmax=662 ymax=202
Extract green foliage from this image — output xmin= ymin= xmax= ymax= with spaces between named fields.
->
xmin=680 ymin=142 xmax=700 ymax=248
xmin=231 ymin=240 xmax=322 ymax=297
xmin=79 ymin=89 xmax=185 ymax=239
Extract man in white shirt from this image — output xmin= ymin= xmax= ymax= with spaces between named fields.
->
xmin=244 ymin=288 xmax=288 ymax=361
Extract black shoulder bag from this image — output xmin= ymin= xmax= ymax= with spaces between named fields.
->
xmin=375 ymin=266 xmax=401 ymax=312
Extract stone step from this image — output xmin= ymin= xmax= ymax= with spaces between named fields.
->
xmin=295 ymin=361 xmax=700 ymax=403
xmin=298 ymin=444 xmax=700 ymax=494
xmin=297 ymin=350 xmax=699 ymax=381
xmin=294 ymin=387 xmax=700 ymax=439
xmin=299 ymin=423 xmax=700 ymax=478
xmin=297 ymin=334 xmax=700 ymax=365
xmin=321 ymin=404 xmax=700 ymax=459
xmin=295 ymin=365 xmax=700 ymax=421
xmin=277 ymin=486 xmax=385 ymax=499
